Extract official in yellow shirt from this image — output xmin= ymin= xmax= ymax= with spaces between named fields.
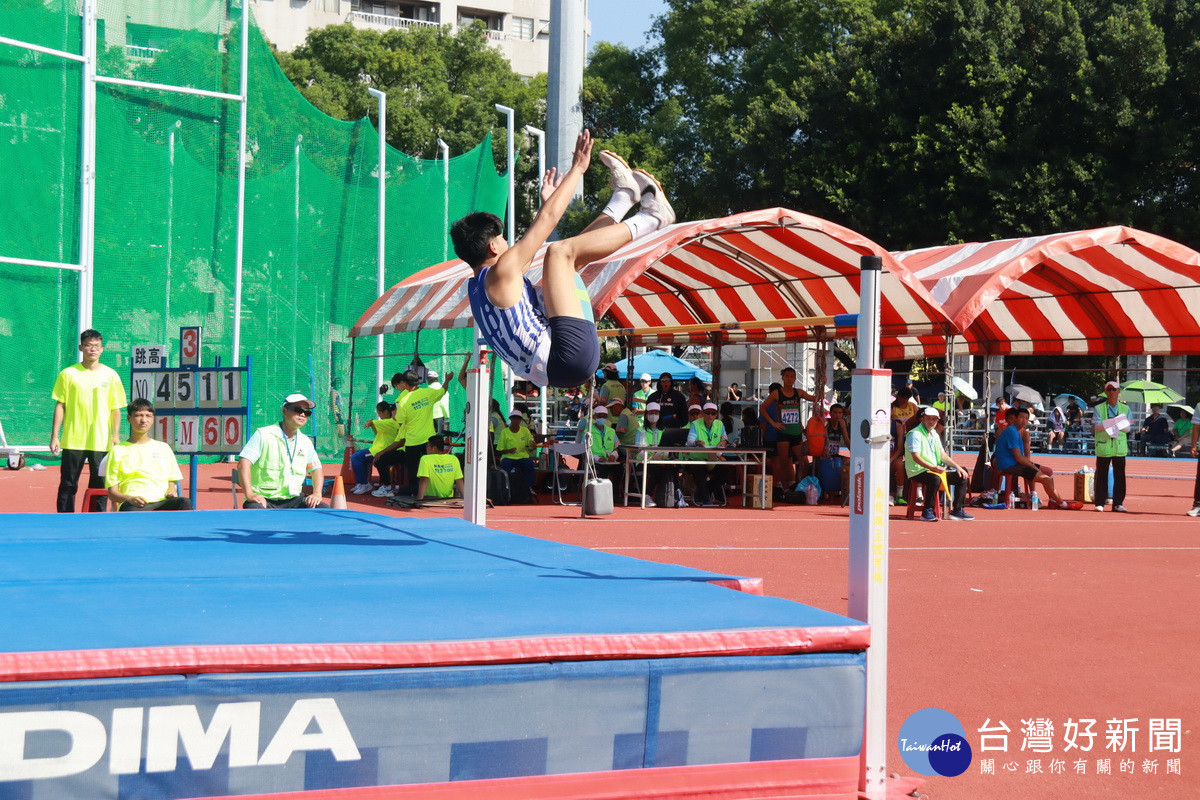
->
xmin=416 ymin=435 xmax=464 ymax=500
xmin=497 ymin=410 xmax=538 ymax=489
xmin=103 ymin=399 xmax=191 ymax=511
xmin=50 ymin=329 xmax=128 ymax=512
xmin=394 ymin=357 xmax=470 ymax=495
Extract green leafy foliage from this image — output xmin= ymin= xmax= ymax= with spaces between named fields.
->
xmin=578 ymin=0 xmax=1198 ymax=252
xmin=274 ymin=23 xmax=546 ymax=228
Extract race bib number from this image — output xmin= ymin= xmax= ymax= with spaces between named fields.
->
xmin=781 ymin=408 xmax=800 ymax=426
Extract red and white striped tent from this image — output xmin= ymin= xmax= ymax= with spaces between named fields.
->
xmin=352 ymin=208 xmax=954 ymax=361
xmin=893 ymin=226 xmax=1200 ymax=356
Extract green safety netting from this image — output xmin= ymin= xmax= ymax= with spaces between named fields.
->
xmin=0 ymin=0 xmax=507 ymax=457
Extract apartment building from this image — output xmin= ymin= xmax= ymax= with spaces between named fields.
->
xmin=251 ymin=0 xmax=556 ymax=77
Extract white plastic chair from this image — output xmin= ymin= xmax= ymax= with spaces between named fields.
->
xmin=550 ymin=442 xmax=588 ymax=505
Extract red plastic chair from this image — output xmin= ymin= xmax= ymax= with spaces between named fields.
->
xmin=904 ymin=476 xmax=944 ymax=519
xmin=80 ymin=488 xmax=108 ymax=512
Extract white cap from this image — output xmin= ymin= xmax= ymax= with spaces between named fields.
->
xmin=646 ymin=402 xmax=661 ymax=411
xmin=508 ymin=410 xmax=522 ymax=418
xmin=703 ymin=402 xmax=719 ymax=412
xmin=640 ymin=373 xmax=652 ymax=381
xmin=593 ymin=406 xmax=609 ymax=415
xmin=921 ymin=406 xmax=941 ymax=419
xmin=688 ymin=404 xmax=703 ymax=412
xmin=284 ymin=393 xmax=315 ymax=409
xmin=1105 ymin=380 xmax=1120 ymax=391
xmin=427 ymin=369 xmax=439 ymax=379
xmin=608 ymin=395 xmax=625 ymax=406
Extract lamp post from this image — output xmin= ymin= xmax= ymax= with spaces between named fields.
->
xmin=368 ymin=87 xmax=387 ymax=394
xmin=436 ymin=137 xmax=450 ymax=262
xmin=523 ymin=124 xmax=545 ymax=207
xmin=494 ymin=104 xmax=516 ymax=399
xmin=494 ymin=104 xmax=516 ymax=245
xmin=524 ymin=124 xmax=548 ymax=433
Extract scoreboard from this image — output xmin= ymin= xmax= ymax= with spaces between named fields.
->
xmin=129 ymin=328 xmax=249 ymax=455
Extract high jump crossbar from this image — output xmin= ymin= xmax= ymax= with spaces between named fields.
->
xmin=596 ymin=313 xmax=859 ymax=339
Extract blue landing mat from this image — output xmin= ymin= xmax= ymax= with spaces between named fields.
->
xmin=0 ymin=510 xmax=864 ymax=669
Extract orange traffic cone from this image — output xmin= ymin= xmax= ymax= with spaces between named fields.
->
xmin=331 ymin=475 xmax=347 ymax=509
xmin=340 ymin=446 xmax=355 ymax=485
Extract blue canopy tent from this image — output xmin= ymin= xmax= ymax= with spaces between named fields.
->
xmin=599 ymin=350 xmax=712 ymax=383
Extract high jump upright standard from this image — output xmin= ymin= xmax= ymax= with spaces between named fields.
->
xmin=849 ymin=255 xmax=893 ymax=799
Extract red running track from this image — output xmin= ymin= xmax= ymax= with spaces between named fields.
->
xmin=3 ymin=453 xmax=1197 ymax=799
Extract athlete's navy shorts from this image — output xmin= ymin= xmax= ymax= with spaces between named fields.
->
xmin=546 ymin=316 xmax=600 ymax=388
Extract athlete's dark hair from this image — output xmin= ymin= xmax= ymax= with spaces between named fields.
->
xmin=450 ymin=212 xmax=504 ymax=268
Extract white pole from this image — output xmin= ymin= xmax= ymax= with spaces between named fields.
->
xmin=78 ymin=0 xmax=97 ymax=333
xmin=294 ymin=134 xmax=302 ymax=359
xmin=437 ymin=137 xmax=450 ymax=364
xmin=495 ymin=104 xmax=516 ymax=399
xmin=547 ymin=0 xmax=585 ymax=201
xmin=848 ymin=255 xmax=891 ymax=800
xmin=231 ymin=0 xmax=250 ymax=366
xmin=166 ymin=120 xmax=180 ymax=340
xmin=436 ymin=137 xmax=449 ymax=262
xmin=464 ymin=338 xmax=491 ymax=526
xmin=524 ymin=124 xmax=548 ymax=434
xmin=369 ymin=88 xmax=387 ymax=394
xmin=524 ymin=124 xmax=546 ymax=206
xmin=494 ymin=104 xmax=516 ymax=246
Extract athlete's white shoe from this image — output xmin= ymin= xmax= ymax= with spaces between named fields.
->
xmin=350 ymin=483 xmax=372 ymax=494
xmin=599 ymin=150 xmax=640 ymax=200
xmin=632 ymin=169 xmax=676 ymax=228
xmin=371 ymin=485 xmax=394 ymax=498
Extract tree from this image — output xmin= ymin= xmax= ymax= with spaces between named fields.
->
xmin=274 ymin=23 xmax=546 ymax=225
xmin=638 ymin=0 xmax=1193 ymax=250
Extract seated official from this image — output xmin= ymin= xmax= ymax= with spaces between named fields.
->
xmin=103 ymin=399 xmax=191 ymax=511
xmin=609 ymin=395 xmax=641 ymax=452
xmin=633 ymin=401 xmax=677 ymax=506
xmin=238 ymin=393 xmax=329 ymax=509
xmin=903 ymin=407 xmax=972 ymax=522
xmin=579 ymin=405 xmax=621 ymax=482
xmin=416 ymin=435 xmax=464 ymax=500
xmin=496 ymin=409 xmax=537 ymax=490
xmin=685 ymin=402 xmax=732 ymax=506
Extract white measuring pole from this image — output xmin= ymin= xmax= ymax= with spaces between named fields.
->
xmin=848 ymin=255 xmax=891 ymax=799
xmin=463 ymin=339 xmax=491 ymax=525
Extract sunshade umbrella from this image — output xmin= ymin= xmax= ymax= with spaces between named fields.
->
xmin=1005 ymin=384 xmax=1044 ymax=405
xmin=952 ymin=376 xmax=978 ymax=401
xmin=1167 ymin=403 xmax=1194 ymax=420
xmin=1052 ymin=393 xmax=1088 ymax=409
xmin=1119 ymin=380 xmax=1184 ymax=406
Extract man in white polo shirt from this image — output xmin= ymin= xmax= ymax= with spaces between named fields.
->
xmin=238 ymin=393 xmax=327 ymax=509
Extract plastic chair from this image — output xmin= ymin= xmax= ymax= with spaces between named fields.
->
xmin=551 ymin=442 xmax=588 ymax=505
xmin=989 ymin=462 xmax=1032 ymax=505
xmin=231 ymin=467 xmax=242 ymax=508
xmin=80 ymin=488 xmax=108 ymax=512
xmin=903 ymin=476 xmax=943 ymax=520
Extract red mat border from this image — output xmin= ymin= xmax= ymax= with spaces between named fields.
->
xmin=200 ymin=757 xmax=861 ymax=800
xmin=0 ymin=625 xmax=870 ymax=682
